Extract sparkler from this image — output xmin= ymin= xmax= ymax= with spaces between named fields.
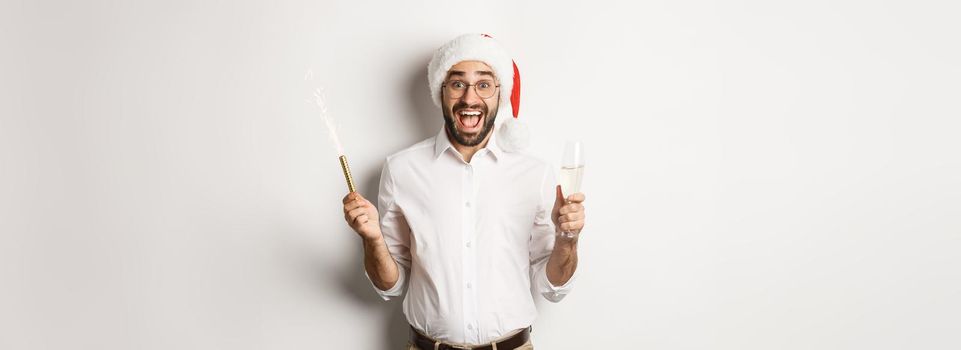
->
xmin=310 ymin=81 xmax=355 ymax=193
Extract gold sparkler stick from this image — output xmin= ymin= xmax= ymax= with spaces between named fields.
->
xmin=339 ymin=155 xmax=356 ymax=193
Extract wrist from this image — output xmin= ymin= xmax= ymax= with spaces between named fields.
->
xmin=554 ymin=234 xmax=579 ymax=249
xmin=362 ymin=234 xmax=385 ymax=247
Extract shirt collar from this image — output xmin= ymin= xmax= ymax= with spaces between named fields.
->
xmin=433 ymin=126 xmax=503 ymax=162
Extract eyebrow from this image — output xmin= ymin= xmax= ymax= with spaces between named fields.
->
xmin=447 ymin=70 xmax=496 ymax=79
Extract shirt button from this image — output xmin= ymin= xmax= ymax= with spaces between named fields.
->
xmin=465 ymin=201 xmax=471 ymax=207
xmin=466 ymin=282 xmax=472 ymax=289
xmin=467 ymin=324 xmax=474 ymax=330
xmin=465 ymin=241 xmax=471 ymax=248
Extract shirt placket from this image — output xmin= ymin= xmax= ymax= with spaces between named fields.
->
xmin=461 ymin=162 xmax=478 ymax=343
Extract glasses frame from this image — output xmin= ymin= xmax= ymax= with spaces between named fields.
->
xmin=442 ymin=80 xmax=501 ymax=100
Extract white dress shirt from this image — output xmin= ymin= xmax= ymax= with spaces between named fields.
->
xmin=367 ymin=127 xmax=576 ymax=344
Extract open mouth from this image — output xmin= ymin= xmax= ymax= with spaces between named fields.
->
xmin=456 ymin=109 xmax=484 ymax=130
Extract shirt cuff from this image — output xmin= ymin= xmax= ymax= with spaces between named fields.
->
xmin=366 ymin=263 xmax=407 ymax=301
xmin=535 ymin=263 xmax=577 ymax=303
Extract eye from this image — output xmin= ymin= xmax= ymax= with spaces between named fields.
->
xmin=449 ymin=81 xmax=466 ymax=89
xmin=477 ymin=81 xmax=492 ymax=89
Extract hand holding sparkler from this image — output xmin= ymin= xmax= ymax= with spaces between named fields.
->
xmin=342 ymin=192 xmax=382 ymax=241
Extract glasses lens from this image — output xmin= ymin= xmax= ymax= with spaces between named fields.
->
xmin=445 ymin=83 xmax=465 ymax=99
xmin=476 ymin=81 xmax=496 ymax=98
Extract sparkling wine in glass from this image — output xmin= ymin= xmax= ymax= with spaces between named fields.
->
xmin=559 ymin=141 xmax=584 ymax=238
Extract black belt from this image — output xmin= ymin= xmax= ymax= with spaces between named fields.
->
xmin=409 ymin=326 xmax=531 ymax=350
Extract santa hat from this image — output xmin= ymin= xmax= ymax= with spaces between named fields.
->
xmin=428 ymin=33 xmax=529 ymax=152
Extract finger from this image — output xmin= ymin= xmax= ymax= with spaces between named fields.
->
xmin=346 ymin=207 xmax=368 ymax=223
xmin=559 ymin=203 xmax=584 ymax=215
xmin=345 ymin=212 xmax=362 ymax=227
xmin=566 ymin=192 xmax=586 ymax=203
xmin=345 ymin=207 xmax=359 ymax=222
xmin=561 ymin=220 xmax=584 ymax=232
xmin=343 ymin=198 xmax=364 ymax=212
xmin=344 ymin=192 xmax=364 ymax=204
xmin=555 ymin=185 xmax=564 ymax=205
xmin=353 ymin=214 xmax=369 ymax=226
xmin=571 ymin=219 xmax=584 ymax=231
xmin=559 ymin=213 xmax=580 ymax=224
xmin=563 ymin=212 xmax=583 ymax=222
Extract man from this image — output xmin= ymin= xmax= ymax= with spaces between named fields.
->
xmin=342 ymin=34 xmax=586 ymax=350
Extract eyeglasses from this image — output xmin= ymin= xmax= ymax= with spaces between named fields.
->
xmin=442 ymin=80 xmax=500 ymax=99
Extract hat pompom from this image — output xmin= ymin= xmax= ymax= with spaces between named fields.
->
xmin=496 ymin=117 xmax=530 ymax=152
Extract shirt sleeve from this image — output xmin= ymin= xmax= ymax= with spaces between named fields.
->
xmin=366 ymin=160 xmax=412 ymax=301
xmin=529 ymin=165 xmax=578 ymax=303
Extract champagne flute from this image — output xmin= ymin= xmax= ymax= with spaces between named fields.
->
xmin=559 ymin=141 xmax=584 ymax=239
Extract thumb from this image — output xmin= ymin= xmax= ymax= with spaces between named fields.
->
xmin=554 ymin=185 xmax=564 ymax=207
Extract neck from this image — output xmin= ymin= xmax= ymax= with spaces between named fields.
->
xmin=447 ymin=130 xmax=492 ymax=163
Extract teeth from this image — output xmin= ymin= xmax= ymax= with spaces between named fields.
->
xmin=459 ymin=111 xmax=481 ymax=116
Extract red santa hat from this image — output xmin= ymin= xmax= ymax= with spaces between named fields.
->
xmin=428 ymin=33 xmax=529 ymax=152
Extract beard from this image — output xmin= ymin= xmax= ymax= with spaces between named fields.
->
xmin=442 ymin=98 xmax=499 ymax=147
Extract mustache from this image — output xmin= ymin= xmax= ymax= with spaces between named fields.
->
xmin=453 ymin=101 xmax=487 ymax=113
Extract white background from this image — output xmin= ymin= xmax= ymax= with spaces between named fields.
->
xmin=2 ymin=0 xmax=959 ymax=349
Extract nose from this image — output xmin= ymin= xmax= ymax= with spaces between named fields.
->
xmin=460 ymin=85 xmax=482 ymax=105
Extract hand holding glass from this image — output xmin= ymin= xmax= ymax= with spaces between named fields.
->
xmin=559 ymin=141 xmax=584 ymax=239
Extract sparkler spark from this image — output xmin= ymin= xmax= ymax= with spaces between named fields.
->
xmin=311 ymin=86 xmax=345 ymax=156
